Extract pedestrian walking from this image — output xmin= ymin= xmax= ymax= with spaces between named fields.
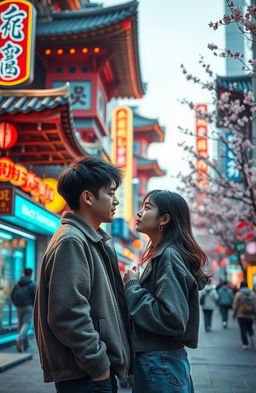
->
xmin=217 ymin=280 xmax=234 ymax=328
xmin=232 ymin=280 xmax=256 ymax=350
xmin=10 ymin=268 xmax=36 ymax=353
xmin=123 ymin=190 xmax=209 ymax=393
xmin=33 ymin=157 xmax=131 ymax=393
xmin=200 ymin=279 xmax=219 ymax=332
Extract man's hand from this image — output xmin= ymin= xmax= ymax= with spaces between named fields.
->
xmin=92 ymin=368 xmax=110 ymax=381
xmin=123 ymin=267 xmax=140 ymax=284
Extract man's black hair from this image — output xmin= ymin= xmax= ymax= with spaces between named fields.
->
xmin=57 ymin=156 xmax=122 ymax=210
xmin=24 ymin=268 xmax=33 ymax=276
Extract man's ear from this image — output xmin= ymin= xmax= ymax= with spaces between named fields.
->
xmin=80 ymin=190 xmax=93 ymax=206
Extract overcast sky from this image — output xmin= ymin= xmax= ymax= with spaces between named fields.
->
xmin=91 ymin=0 xmax=227 ymax=190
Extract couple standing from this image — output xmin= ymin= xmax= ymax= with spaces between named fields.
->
xmin=34 ymin=157 xmax=209 ymax=393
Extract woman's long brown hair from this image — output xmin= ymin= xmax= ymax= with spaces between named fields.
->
xmin=141 ymin=190 xmax=210 ymax=280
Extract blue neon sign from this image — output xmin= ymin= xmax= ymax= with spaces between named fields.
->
xmin=14 ymin=194 xmax=60 ymax=235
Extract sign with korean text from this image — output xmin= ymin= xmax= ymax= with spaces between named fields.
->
xmin=195 ymin=104 xmax=208 ymax=189
xmin=111 ymin=106 xmax=133 ymax=222
xmin=0 ymin=186 xmax=14 ymax=215
xmin=0 ymin=0 xmax=36 ymax=87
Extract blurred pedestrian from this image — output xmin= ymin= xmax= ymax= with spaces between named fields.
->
xmin=34 ymin=157 xmax=131 ymax=393
xmin=200 ymin=279 xmax=219 ymax=332
xmin=232 ymin=280 xmax=256 ymax=349
xmin=217 ymin=280 xmax=234 ymax=328
xmin=10 ymin=268 xmax=36 ymax=352
xmin=123 ymin=190 xmax=209 ymax=393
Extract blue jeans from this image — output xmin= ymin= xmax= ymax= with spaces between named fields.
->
xmin=55 ymin=373 xmax=117 ymax=393
xmin=133 ymin=349 xmax=194 ymax=393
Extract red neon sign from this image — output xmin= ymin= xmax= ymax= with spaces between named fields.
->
xmin=0 ymin=0 xmax=36 ymax=87
xmin=195 ymin=104 xmax=208 ymax=188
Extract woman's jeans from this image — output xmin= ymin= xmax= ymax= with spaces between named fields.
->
xmin=133 ymin=349 xmax=194 ymax=393
xmin=55 ymin=373 xmax=117 ymax=393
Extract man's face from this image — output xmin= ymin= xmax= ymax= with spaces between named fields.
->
xmin=91 ymin=182 xmax=119 ymax=224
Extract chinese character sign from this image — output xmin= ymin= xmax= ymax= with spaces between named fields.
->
xmin=53 ymin=81 xmax=92 ymax=110
xmin=111 ymin=106 xmax=133 ymax=223
xmin=0 ymin=0 xmax=36 ymax=87
xmin=195 ymin=104 xmax=208 ymax=189
xmin=0 ymin=187 xmax=14 ymax=215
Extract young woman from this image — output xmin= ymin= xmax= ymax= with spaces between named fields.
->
xmin=123 ymin=190 xmax=209 ymax=393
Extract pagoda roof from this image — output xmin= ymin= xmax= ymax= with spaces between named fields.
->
xmin=216 ymin=75 xmax=251 ymax=94
xmin=133 ymin=110 xmax=165 ymax=143
xmin=136 ymin=156 xmax=166 ymax=177
xmin=0 ymin=84 xmax=86 ymax=165
xmin=37 ymin=2 xmax=136 ymax=36
xmin=36 ymin=1 xmax=144 ymax=98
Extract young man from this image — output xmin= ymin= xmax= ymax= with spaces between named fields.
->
xmin=11 ymin=268 xmax=36 ymax=352
xmin=34 ymin=157 xmax=131 ymax=393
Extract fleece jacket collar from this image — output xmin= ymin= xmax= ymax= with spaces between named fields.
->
xmin=61 ymin=211 xmax=111 ymax=243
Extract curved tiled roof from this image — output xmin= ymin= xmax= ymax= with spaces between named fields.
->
xmin=133 ymin=110 xmax=165 ymax=143
xmin=0 ymin=85 xmax=86 ymax=164
xmin=0 ymin=92 xmax=68 ymax=115
xmin=136 ymin=155 xmax=166 ymax=177
xmin=216 ymin=75 xmax=251 ymax=93
xmin=37 ymin=2 xmax=136 ymax=36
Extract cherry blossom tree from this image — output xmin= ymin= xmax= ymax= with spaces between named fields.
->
xmin=177 ymin=1 xmax=256 ymax=276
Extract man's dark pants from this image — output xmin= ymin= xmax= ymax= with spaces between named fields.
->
xmin=55 ymin=373 xmax=118 ymax=393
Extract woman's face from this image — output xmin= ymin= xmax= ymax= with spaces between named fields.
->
xmin=136 ymin=196 xmax=161 ymax=236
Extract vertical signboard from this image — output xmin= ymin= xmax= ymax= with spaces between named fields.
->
xmin=111 ymin=106 xmax=133 ymax=223
xmin=195 ymin=104 xmax=208 ymax=189
xmin=0 ymin=0 xmax=36 ymax=87
xmin=225 ymin=133 xmax=241 ymax=182
xmin=0 ymin=186 xmax=14 ymax=215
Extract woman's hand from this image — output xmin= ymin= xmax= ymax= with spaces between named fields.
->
xmin=123 ymin=267 xmax=140 ymax=284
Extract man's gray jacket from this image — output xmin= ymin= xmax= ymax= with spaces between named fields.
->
xmin=34 ymin=212 xmax=131 ymax=383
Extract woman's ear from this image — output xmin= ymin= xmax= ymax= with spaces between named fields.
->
xmin=160 ymin=214 xmax=171 ymax=227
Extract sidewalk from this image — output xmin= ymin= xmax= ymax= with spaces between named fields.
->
xmin=0 ymin=310 xmax=255 ymax=393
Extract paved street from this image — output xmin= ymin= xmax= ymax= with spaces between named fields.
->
xmin=0 ymin=309 xmax=255 ymax=393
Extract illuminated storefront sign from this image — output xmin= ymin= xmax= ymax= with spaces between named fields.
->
xmin=0 ymin=186 xmax=60 ymax=235
xmin=111 ymin=106 xmax=133 ymax=222
xmin=195 ymin=104 xmax=208 ymax=189
xmin=15 ymin=194 xmax=59 ymax=233
xmin=0 ymin=0 xmax=36 ymax=87
xmin=0 ymin=157 xmax=54 ymax=204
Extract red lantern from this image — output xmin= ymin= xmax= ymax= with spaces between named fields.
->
xmin=0 ymin=157 xmax=14 ymax=181
xmin=0 ymin=122 xmax=18 ymax=149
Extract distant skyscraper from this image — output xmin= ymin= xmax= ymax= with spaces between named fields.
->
xmin=225 ymin=0 xmax=245 ymax=76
